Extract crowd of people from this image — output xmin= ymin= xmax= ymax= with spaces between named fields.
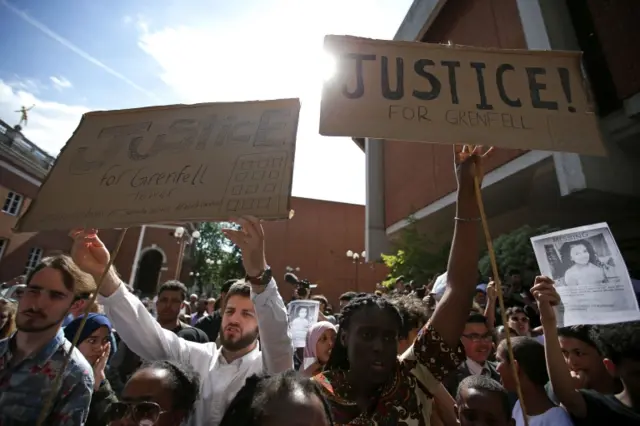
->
xmin=0 ymin=148 xmax=639 ymax=425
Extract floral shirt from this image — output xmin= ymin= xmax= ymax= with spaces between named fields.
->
xmin=0 ymin=330 xmax=94 ymax=425
xmin=313 ymin=325 xmax=464 ymax=426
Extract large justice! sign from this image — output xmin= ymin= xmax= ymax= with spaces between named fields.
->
xmin=320 ymin=36 xmax=605 ymax=156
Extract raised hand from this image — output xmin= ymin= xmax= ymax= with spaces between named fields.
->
xmin=453 ymin=144 xmax=494 ymax=191
xmin=222 ymin=216 xmax=267 ymax=278
xmin=69 ymin=229 xmax=110 ymax=279
xmin=486 ymin=280 xmax=497 ymax=301
xmin=531 ymin=275 xmax=561 ymax=324
xmin=92 ymin=342 xmax=110 ymax=391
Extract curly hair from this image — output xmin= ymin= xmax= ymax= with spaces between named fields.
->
xmin=139 ymin=360 xmax=200 ymax=415
xmin=590 ymin=321 xmax=640 ymax=365
xmin=389 ymin=295 xmax=429 ymax=339
xmin=219 ymin=371 xmax=334 ymax=426
xmin=325 ymin=293 xmax=403 ymax=371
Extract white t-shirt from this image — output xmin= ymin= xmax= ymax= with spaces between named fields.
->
xmin=512 ymin=400 xmax=574 ymax=426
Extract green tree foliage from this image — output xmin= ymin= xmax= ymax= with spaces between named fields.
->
xmin=192 ymin=222 xmax=244 ymax=296
xmin=381 ymin=217 xmax=450 ymax=287
xmin=478 ymin=224 xmax=560 ymax=281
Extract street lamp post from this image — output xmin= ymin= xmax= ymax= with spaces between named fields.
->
xmin=346 ymin=250 xmax=366 ymax=291
xmin=189 ymin=271 xmax=201 ymax=292
xmin=173 ymin=226 xmax=200 ymax=280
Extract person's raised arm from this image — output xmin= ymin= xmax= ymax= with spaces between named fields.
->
xmin=429 ymin=145 xmax=490 ymax=348
xmin=532 ymin=275 xmax=587 ymax=418
xmin=69 ymin=229 xmax=211 ymax=365
xmin=223 ymin=217 xmax=293 ymax=373
xmin=531 ymin=276 xmax=587 ymax=418
xmin=484 ymin=281 xmax=497 ymax=329
xmin=404 ymin=146 xmax=491 ymax=384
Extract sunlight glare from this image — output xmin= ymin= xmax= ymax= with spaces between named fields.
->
xmin=322 ymin=51 xmax=337 ymax=82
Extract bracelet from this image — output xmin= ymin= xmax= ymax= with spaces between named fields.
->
xmin=454 ymin=216 xmax=481 ymax=222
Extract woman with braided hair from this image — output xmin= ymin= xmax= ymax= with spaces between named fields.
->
xmin=312 ymin=145 xmax=493 ymax=425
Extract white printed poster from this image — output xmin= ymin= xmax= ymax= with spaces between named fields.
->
xmin=531 ymin=222 xmax=640 ymax=327
xmin=287 ymin=300 xmax=320 ymax=348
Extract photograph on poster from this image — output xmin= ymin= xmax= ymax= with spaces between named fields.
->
xmin=287 ymin=300 xmax=320 ymax=348
xmin=531 ymin=223 xmax=640 ymax=327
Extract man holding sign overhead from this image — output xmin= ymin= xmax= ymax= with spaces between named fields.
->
xmin=69 ymin=217 xmax=293 ymax=426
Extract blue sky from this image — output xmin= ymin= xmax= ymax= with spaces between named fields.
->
xmin=0 ymin=0 xmax=413 ymax=204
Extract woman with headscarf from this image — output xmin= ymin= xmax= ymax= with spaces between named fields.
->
xmin=64 ymin=313 xmax=118 ymax=426
xmin=302 ymin=321 xmax=337 ymax=377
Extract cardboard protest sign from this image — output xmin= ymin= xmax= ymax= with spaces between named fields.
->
xmin=15 ymin=99 xmax=300 ymax=232
xmin=320 ymin=36 xmax=605 ymax=156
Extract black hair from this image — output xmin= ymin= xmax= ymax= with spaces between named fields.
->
xmin=505 ymin=306 xmax=528 ymax=318
xmin=339 ymin=291 xmax=357 ymax=302
xmin=284 ymin=272 xmax=300 ymax=285
xmin=456 ymin=375 xmax=511 ymax=420
xmin=158 ymin=280 xmax=188 ymax=301
xmin=390 ymin=295 xmax=429 ymax=339
xmin=590 ymin=321 xmax=640 ymax=365
xmin=311 ymin=295 xmax=329 ymax=308
xmin=558 ymin=325 xmax=599 ymax=352
xmin=325 ymin=294 xmax=403 ymax=371
xmin=498 ymin=336 xmax=548 ymax=387
xmin=221 ymin=279 xmax=237 ymax=294
xmin=139 ymin=360 xmax=200 ymax=414
xmin=467 ymin=312 xmax=488 ymax=325
xmin=219 ymin=371 xmax=334 ymax=426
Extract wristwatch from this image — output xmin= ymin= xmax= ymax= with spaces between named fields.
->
xmin=246 ymin=266 xmax=272 ymax=286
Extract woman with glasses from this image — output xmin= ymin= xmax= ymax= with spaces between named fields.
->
xmin=107 ymin=360 xmax=200 ymax=426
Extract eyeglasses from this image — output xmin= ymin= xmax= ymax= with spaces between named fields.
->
xmin=106 ymin=401 xmax=166 ymax=425
xmin=510 ymin=317 xmax=529 ymax=323
xmin=461 ymin=333 xmax=493 ymax=342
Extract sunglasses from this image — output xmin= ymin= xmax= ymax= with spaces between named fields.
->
xmin=106 ymin=401 xmax=166 ymax=425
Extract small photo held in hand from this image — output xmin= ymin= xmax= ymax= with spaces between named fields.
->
xmin=287 ymin=300 xmax=320 ymax=348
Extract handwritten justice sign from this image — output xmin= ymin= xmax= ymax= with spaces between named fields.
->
xmin=15 ymin=98 xmax=300 ymax=232
xmin=320 ymin=36 xmax=606 ymax=156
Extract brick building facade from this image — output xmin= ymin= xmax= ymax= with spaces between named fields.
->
xmin=361 ymin=0 xmax=640 ymax=275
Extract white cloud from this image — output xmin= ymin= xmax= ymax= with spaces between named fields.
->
xmin=50 ymin=75 xmax=73 ymax=90
xmin=134 ymin=0 xmax=413 ymax=204
xmin=0 ymin=79 xmax=88 ymax=155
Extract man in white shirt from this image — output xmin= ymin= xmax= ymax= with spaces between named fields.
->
xmin=496 ymin=336 xmax=573 ymax=426
xmin=69 ymin=217 xmax=293 ymax=426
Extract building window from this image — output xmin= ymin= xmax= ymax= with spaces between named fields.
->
xmin=0 ymin=239 xmax=7 ymax=260
xmin=24 ymin=247 xmax=43 ymax=274
xmin=2 ymin=191 xmax=24 ymax=216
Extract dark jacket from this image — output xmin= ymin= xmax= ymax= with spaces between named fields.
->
xmin=86 ymin=379 xmax=118 ymax=426
xmin=195 ymin=310 xmax=222 ymax=342
xmin=442 ymin=360 xmax=502 ymax=396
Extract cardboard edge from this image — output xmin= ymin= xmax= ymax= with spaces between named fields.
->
xmin=84 ymin=98 xmax=302 ymax=117
xmin=530 ymin=222 xmax=610 ymax=243
xmin=283 ymin=99 xmax=302 ymax=221
xmin=13 ymin=113 xmax=91 ymax=233
xmin=323 ymin=34 xmax=582 ymax=58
